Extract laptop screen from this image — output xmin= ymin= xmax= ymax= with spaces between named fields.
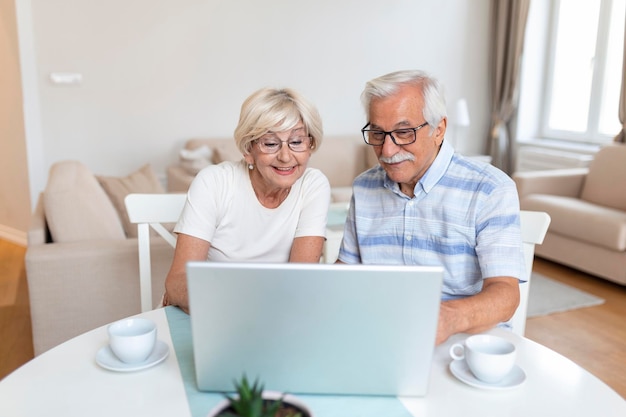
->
xmin=187 ymin=262 xmax=443 ymax=397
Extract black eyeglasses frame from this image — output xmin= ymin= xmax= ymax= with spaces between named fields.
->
xmin=361 ymin=122 xmax=429 ymax=146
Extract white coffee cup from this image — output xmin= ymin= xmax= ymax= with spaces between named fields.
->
xmin=449 ymin=334 xmax=516 ymax=383
xmin=108 ymin=318 xmax=157 ymax=363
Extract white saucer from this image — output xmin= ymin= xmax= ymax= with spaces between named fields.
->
xmin=449 ymin=359 xmax=526 ymax=390
xmin=96 ymin=340 xmax=169 ymax=372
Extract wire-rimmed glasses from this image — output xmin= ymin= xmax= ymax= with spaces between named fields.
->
xmin=255 ymin=136 xmax=312 ymax=154
xmin=361 ymin=122 xmax=429 ymax=146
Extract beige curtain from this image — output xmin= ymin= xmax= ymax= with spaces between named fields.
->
xmin=487 ymin=0 xmax=530 ymax=173
xmin=615 ymin=11 xmax=626 ymax=143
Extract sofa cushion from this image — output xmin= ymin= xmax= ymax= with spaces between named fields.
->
xmin=43 ymin=161 xmax=126 ymax=243
xmin=184 ymin=138 xmax=242 ymax=164
xmin=212 ymin=143 xmax=243 ymax=163
xmin=184 ymin=138 xmax=219 ymax=151
xmin=179 ymin=145 xmax=213 ymax=175
xmin=580 ymin=144 xmax=626 ymax=211
xmin=309 ymin=137 xmax=370 ymax=188
xmin=97 ymin=164 xmax=166 ymax=237
xmin=521 ymin=194 xmax=626 ymax=251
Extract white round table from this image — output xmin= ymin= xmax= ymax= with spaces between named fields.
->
xmin=0 ymin=307 xmax=624 ymax=416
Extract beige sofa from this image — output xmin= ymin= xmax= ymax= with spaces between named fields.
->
xmin=167 ymin=136 xmax=378 ymax=200
xmin=26 ymin=161 xmax=174 ymax=355
xmin=513 ymin=144 xmax=626 ymax=285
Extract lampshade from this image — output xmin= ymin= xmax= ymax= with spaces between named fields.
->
xmin=454 ymin=98 xmax=471 ymax=127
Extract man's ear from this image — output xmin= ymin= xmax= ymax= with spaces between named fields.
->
xmin=434 ymin=117 xmax=447 ymax=146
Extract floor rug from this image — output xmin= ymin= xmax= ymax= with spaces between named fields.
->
xmin=527 ymin=272 xmax=605 ymax=318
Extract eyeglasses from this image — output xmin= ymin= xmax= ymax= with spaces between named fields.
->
xmin=255 ymin=136 xmax=312 ymax=154
xmin=361 ymin=122 xmax=429 ymax=146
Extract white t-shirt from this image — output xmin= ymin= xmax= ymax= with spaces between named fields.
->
xmin=174 ymin=160 xmax=331 ymax=262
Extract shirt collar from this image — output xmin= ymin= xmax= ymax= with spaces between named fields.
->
xmin=421 ymin=138 xmax=454 ymax=193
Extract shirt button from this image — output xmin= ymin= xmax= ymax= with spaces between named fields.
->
xmin=406 ymin=235 xmax=412 ymax=241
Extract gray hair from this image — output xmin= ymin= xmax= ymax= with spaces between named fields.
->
xmin=234 ymin=87 xmax=323 ymax=155
xmin=361 ymin=70 xmax=447 ymax=132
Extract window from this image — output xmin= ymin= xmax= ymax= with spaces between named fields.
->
xmin=542 ymin=0 xmax=625 ymax=143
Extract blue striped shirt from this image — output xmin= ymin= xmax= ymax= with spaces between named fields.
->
xmin=337 ymin=140 xmax=525 ymax=300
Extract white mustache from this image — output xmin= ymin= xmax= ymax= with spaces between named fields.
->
xmin=379 ymin=152 xmax=415 ymax=164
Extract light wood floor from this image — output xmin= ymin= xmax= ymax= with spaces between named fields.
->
xmin=1 ymin=239 xmax=625 ymax=399
xmin=526 ymin=257 xmax=626 ymax=399
xmin=0 ymin=240 xmax=33 ymax=379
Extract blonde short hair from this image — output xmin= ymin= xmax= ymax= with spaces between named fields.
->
xmin=234 ymin=88 xmax=323 ymax=154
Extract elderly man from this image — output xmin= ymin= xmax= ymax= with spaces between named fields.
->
xmin=337 ymin=70 xmax=525 ymax=344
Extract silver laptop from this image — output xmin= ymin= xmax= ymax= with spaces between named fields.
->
xmin=186 ymin=262 xmax=443 ymax=397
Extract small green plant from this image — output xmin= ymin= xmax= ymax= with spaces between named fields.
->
xmin=219 ymin=375 xmax=304 ymax=417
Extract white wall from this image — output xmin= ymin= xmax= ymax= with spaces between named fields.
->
xmin=21 ymin=0 xmax=491 ymax=201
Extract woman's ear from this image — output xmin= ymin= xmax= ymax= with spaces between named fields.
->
xmin=243 ymin=149 xmax=255 ymax=166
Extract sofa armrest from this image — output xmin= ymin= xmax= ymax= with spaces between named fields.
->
xmin=25 ymin=238 xmax=173 ymax=355
xmin=513 ymin=168 xmax=589 ymax=199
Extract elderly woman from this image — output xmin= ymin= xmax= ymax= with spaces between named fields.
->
xmin=164 ymin=87 xmax=331 ymax=312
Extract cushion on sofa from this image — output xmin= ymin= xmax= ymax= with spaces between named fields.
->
xmin=179 ymin=145 xmax=213 ymax=175
xmin=521 ymin=194 xmax=626 ymax=251
xmin=309 ymin=137 xmax=372 ymax=188
xmin=43 ymin=161 xmax=126 ymax=243
xmin=580 ymin=144 xmax=626 ymax=211
xmin=183 ymin=138 xmax=242 ymax=165
xmin=212 ymin=143 xmax=243 ymax=163
xmin=184 ymin=138 xmax=219 ymax=151
xmin=97 ymin=164 xmax=166 ymax=237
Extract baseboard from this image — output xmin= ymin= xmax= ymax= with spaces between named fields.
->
xmin=0 ymin=224 xmax=28 ymax=247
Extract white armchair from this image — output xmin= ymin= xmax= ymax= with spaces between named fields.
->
xmin=513 ymin=144 xmax=626 ymax=286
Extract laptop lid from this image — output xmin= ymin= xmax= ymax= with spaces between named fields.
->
xmin=186 ymin=262 xmax=443 ymax=397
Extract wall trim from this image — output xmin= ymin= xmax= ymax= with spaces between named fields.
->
xmin=0 ymin=224 xmax=27 ymax=247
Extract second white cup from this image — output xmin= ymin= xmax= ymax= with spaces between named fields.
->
xmin=449 ymin=334 xmax=516 ymax=383
xmin=108 ymin=318 xmax=157 ymax=363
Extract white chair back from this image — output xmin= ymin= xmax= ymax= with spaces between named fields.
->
xmin=511 ymin=210 xmax=551 ymax=335
xmin=124 ymin=193 xmax=186 ymax=312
